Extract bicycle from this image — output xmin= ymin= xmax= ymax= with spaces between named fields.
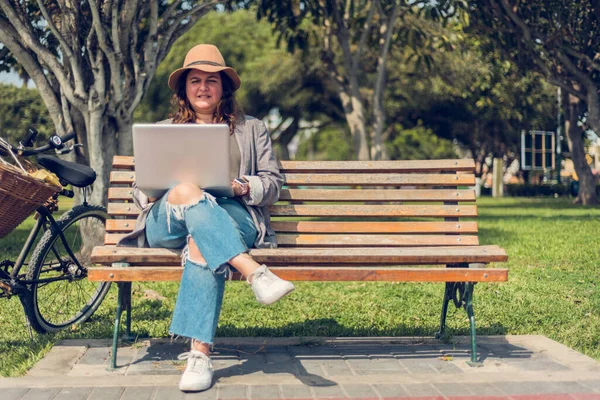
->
xmin=0 ymin=129 xmax=110 ymax=334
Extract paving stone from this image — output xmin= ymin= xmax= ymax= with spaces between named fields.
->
xmin=249 ymin=385 xmax=280 ymax=399
xmin=580 ymin=380 xmax=600 ymax=393
xmin=296 ymin=359 xmax=325 ymax=376
xmin=3 ymin=388 xmax=29 ymax=400
xmin=466 ymin=383 xmax=506 ymax=396
xmin=552 ymin=381 xmax=593 ymax=394
xmin=265 ymin=351 xmax=294 ymax=364
xmin=54 ymin=388 xmax=93 ymax=400
xmin=262 ymin=358 xmax=297 ymax=375
xmin=312 ymin=383 xmax=346 ymax=398
xmin=320 ymin=359 xmax=354 ymax=376
xmin=346 ymin=358 xmax=403 ymax=374
xmin=213 ymin=356 xmax=242 ymax=371
xmin=218 ymin=384 xmax=248 ymax=399
xmin=239 ymin=354 xmax=268 ymax=374
xmin=509 ymin=356 xmax=570 ymax=371
xmin=186 ymin=387 xmax=218 ymax=400
xmin=341 ymin=384 xmax=378 ymax=398
xmin=87 ymin=387 xmax=125 ymax=400
xmin=403 ymin=383 xmax=442 ymax=397
xmin=372 ymin=383 xmax=410 ymax=397
xmin=155 ymin=386 xmax=186 ymax=400
xmin=78 ymin=347 xmax=111 ymax=365
xmin=280 ymin=384 xmax=312 ymax=399
xmin=119 ymin=386 xmax=156 ymax=400
xmin=399 ymin=358 xmax=463 ymax=374
xmin=492 ymin=381 xmax=566 ymax=395
xmin=21 ymin=388 xmax=61 ymax=400
xmin=432 ymin=382 xmax=472 ymax=396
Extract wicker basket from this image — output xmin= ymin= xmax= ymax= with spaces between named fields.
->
xmin=0 ymin=161 xmax=61 ymax=239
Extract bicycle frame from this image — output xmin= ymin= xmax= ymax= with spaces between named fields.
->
xmin=1 ymin=203 xmax=82 ymax=296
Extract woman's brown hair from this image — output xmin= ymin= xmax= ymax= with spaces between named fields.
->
xmin=169 ymin=70 xmax=244 ymax=134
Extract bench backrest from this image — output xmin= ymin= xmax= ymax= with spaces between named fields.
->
xmin=105 ymin=157 xmax=478 ymax=249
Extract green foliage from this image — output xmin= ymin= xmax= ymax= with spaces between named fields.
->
xmin=2 ymin=198 xmax=600 ymax=376
xmin=386 ymin=123 xmax=457 ymax=160
xmin=0 ymin=83 xmax=52 ymax=146
xmin=384 ymin=31 xmax=556 ymax=163
xmin=294 ymin=125 xmax=353 ymax=161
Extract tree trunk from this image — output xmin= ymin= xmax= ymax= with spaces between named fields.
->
xmin=276 ymin=117 xmax=299 ymax=161
xmin=338 ymin=82 xmax=370 ymax=161
xmin=564 ymin=92 xmax=598 ymax=205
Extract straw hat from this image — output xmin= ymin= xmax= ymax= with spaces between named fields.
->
xmin=168 ymin=44 xmax=241 ymax=91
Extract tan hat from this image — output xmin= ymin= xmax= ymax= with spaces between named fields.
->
xmin=168 ymin=44 xmax=241 ymax=91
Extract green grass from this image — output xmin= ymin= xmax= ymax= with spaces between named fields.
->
xmin=1 ymin=197 xmax=599 ymax=376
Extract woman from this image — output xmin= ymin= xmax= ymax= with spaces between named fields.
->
xmin=118 ymin=44 xmax=295 ymax=392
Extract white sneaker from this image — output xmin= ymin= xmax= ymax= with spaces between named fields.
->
xmin=248 ymin=264 xmax=295 ymax=305
xmin=178 ymin=350 xmax=213 ymax=392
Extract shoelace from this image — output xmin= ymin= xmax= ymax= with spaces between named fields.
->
xmin=252 ymin=267 xmax=273 ymax=286
xmin=178 ymin=351 xmax=211 ymax=373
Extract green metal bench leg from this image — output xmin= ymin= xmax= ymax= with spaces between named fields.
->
xmin=110 ymin=282 xmax=125 ymax=369
xmin=464 ymin=282 xmax=483 ymax=367
xmin=435 ymin=283 xmax=452 ymax=339
xmin=123 ymin=282 xmax=133 ymax=339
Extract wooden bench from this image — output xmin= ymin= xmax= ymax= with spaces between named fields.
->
xmin=90 ymin=156 xmax=508 ymax=368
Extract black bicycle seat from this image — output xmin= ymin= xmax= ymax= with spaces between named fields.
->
xmin=36 ymin=155 xmax=96 ymax=188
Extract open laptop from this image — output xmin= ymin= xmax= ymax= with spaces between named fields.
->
xmin=132 ymin=123 xmax=234 ymax=199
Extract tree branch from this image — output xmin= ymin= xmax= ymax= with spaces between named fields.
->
xmin=353 ymin=0 xmax=377 ymax=72
xmin=0 ymin=0 xmax=84 ymax=109
xmin=562 ymin=47 xmax=600 ymax=74
xmin=88 ymin=0 xmax=120 ymax=102
xmin=35 ymin=0 xmax=86 ymax=97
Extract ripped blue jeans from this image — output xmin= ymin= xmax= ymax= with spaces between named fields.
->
xmin=145 ymin=191 xmax=258 ymax=345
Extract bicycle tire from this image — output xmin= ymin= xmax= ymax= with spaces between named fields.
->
xmin=20 ymin=204 xmax=111 ymax=333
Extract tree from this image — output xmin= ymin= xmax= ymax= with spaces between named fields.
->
xmin=468 ymin=0 xmax=600 ymax=204
xmin=385 ymin=34 xmax=556 ymax=178
xmin=257 ymin=0 xmax=467 ymax=161
xmin=0 ymin=0 xmax=225 ymax=205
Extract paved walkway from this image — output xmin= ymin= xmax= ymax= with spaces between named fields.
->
xmin=1 ymin=335 xmax=600 ymax=399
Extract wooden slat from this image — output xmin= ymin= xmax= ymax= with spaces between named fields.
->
xmin=107 ymin=203 xmax=478 ymax=218
xmin=106 ymin=219 xmax=137 ymax=232
xmin=270 ymin=221 xmax=478 ymax=234
xmin=108 ymin=203 xmax=141 ymax=217
xmin=106 ymin=220 xmax=479 ymax=234
xmin=88 ymin=266 xmax=507 ymax=282
xmin=278 ymin=189 xmax=476 ymax=202
xmin=112 ymin=156 xmax=475 ymax=173
xmin=270 ymin=205 xmax=477 ymax=218
xmin=91 ymin=245 xmax=507 ymax=266
xmin=104 ymin=233 xmax=479 ymax=247
xmin=279 ymin=160 xmax=475 ymax=173
xmin=108 ymin=187 xmax=477 ymax=202
xmin=108 ymin=188 xmax=135 ymax=200
xmin=110 ymin=171 xmax=475 ymax=186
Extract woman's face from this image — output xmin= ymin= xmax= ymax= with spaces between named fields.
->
xmin=185 ymin=69 xmax=223 ymax=115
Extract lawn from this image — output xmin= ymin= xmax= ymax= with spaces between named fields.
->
xmin=0 ymin=197 xmax=599 ymax=376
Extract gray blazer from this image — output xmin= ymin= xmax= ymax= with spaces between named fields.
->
xmin=117 ymin=116 xmax=284 ymax=249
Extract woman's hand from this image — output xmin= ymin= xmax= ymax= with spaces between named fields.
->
xmin=232 ymin=178 xmax=249 ymax=197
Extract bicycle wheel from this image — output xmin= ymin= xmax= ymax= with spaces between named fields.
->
xmin=21 ymin=204 xmax=111 ymax=333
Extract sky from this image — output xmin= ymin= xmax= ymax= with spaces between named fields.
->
xmin=0 ymin=70 xmax=27 ymax=87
